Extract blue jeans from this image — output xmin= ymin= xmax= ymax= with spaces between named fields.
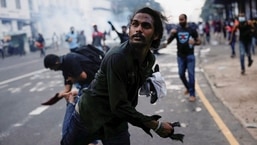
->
xmin=62 ymin=85 xmax=98 ymax=145
xmin=62 ymin=103 xmax=76 ymax=137
xmin=229 ymin=33 xmax=236 ymax=56
xmin=251 ymin=37 xmax=256 ymax=55
xmin=239 ymin=41 xmax=252 ymax=71
xmin=177 ymin=55 xmax=195 ymax=97
xmin=101 ymin=131 xmax=130 ymax=145
xmin=61 ymin=109 xmax=98 ymax=145
xmin=62 ymin=97 xmax=84 ymax=136
xmin=40 ymin=47 xmax=45 ymax=57
xmin=230 ymin=40 xmax=236 ymax=56
xmin=62 ymin=83 xmax=86 ymax=135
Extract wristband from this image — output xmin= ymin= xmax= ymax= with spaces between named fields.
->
xmin=154 ymin=121 xmax=162 ymax=132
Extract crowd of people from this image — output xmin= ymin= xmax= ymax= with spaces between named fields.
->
xmin=2 ymin=5 xmax=255 ymax=145
xmin=42 ymin=7 xmax=187 ymax=145
xmin=179 ymin=13 xmax=256 ymax=75
xmin=41 ymin=7 xmax=257 ymax=144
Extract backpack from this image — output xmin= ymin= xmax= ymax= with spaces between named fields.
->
xmin=73 ymin=44 xmax=105 ymax=76
xmin=41 ymin=45 xmax=104 ymax=106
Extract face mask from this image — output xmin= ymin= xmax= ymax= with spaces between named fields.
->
xmin=238 ymin=17 xmax=246 ymax=22
xmin=230 ymin=22 xmax=234 ymax=26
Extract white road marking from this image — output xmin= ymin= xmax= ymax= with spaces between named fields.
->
xmin=0 ymin=84 xmax=8 ymax=89
xmin=164 ymin=74 xmax=179 ymax=78
xmin=29 ymin=106 xmax=49 ymax=115
xmin=0 ymin=70 xmax=56 ymax=140
xmin=159 ymin=63 xmax=178 ymax=67
xmin=8 ymin=88 xmax=21 ymax=93
xmin=6 ymin=83 xmax=33 ymax=94
xmin=29 ymin=87 xmax=37 ymax=92
xmin=13 ymin=123 xmax=23 ymax=127
xmin=37 ymin=87 xmax=46 ymax=92
xmin=23 ymin=82 xmax=32 ymax=87
xmin=29 ymin=82 xmax=45 ymax=92
xmin=155 ymin=109 xmax=164 ymax=114
xmin=0 ymin=132 xmax=10 ymax=141
xmin=0 ymin=116 xmax=33 ymax=141
xmin=0 ymin=69 xmax=48 ymax=86
xmin=166 ymin=84 xmax=183 ymax=90
xmin=0 ymin=106 xmax=50 ymax=141
xmin=0 ymin=60 xmax=40 ymax=71
xmin=0 ymin=67 xmax=59 ymax=141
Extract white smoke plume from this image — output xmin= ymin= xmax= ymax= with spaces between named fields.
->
xmin=36 ymin=0 xmax=131 ymax=44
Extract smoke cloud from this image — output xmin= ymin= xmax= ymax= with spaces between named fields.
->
xmin=36 ymin=0 xmax=131 ymax=44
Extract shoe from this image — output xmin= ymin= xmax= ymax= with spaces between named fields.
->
xmin=184 ymin=90 xmax=189 ymax=95
xmin=189 ymin=96 xmax=196 ymax=102
xmin=241 ymin=70 xmax=245 ymax=75
xmin=248 ymin=60 xmax=253 ymax=67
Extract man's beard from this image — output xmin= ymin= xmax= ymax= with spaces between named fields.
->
xmin=129 ymin=33 xmax=147 ymax=48
xmin=179 ymin=22 xmax=186 ymax=28
xmin=130 ymin=42 xmax=147 ymax=49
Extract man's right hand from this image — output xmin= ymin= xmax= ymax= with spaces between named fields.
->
xmin=68 ymin=38 xmax=72 ymax=42
xmin=170 ymin=29 xmax=177 ymax=34
xmin=161 ymin=43 xmax=168 ymax=48
xmin=107 ymin=21 xmax=115 ymax=30
xmin=155 ymin=122 xmax=174 ymax=138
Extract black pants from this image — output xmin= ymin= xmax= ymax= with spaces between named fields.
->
xmin=0 ymin=49 xmax=4 ymax=59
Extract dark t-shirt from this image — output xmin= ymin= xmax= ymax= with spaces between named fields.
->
xmin=170 ymin=26 xmax=198 ymax=57
xmin=239 ymin=21 xmax=252 ymax=43
xmin=36 ymin=36 xmax=44 ymax=43
xmin=92 ymin=31 xmax=104 ymax=47
xmin=60 ymin=53 xmax=95 ymax=86
xmin=117 ymin=32 xmax=129 ymax=44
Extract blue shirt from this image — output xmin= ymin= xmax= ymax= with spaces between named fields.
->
xmin=65 ymin=32 xmax=79 ymax=49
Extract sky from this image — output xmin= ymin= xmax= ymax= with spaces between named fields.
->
xmin=155 ymin=0 xmax=205 ymax=23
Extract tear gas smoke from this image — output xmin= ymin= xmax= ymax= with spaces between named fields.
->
xmin=36 ymin=0 xmax=131 ymax=44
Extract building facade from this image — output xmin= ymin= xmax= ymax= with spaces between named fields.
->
xmin=0 ymin=0 xmax=31 ymax=53
xmin=0 ymin=0 xmax=82 ymax=53
xmin=213 ymin=0 xmax=257 ymax=20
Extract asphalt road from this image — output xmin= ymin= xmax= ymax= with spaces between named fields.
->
xmin=0 ymin=45 xmax=256 ymax=145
